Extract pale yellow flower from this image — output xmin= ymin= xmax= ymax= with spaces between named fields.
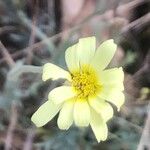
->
xmin=31 ymin=37 xmax=124 ymax=142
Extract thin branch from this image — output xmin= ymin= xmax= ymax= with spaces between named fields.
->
xmin=0 ymin=25 xmax=72 ymax=65
xmin=114 ymin=116 xmax=143 ymax=133
xmin=26 ymin=0 xmax=39 ymax=64
xmin=7 ymin=65 xmax=42 ymax=81
xmin=18 ymin=11 xmax=55 ymax=53
xmin=23 ymin=129 xmax=35 ymax=150
xmin=122 ymin=13 xmax=150 ymax=33
xmin=137 ymin=104 xmax=150 ymax=150
xmin=0 ymin=0 xmax=146 ymax=66
xmin=4 ymin=102 xmax=19 ymax=150
xmin=0 ymin=26 xmax=16 ymax=35
xmin=0 ymin=41 xmax=15 ymax=67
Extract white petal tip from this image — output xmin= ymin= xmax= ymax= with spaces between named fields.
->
xmin=95 ymin=136 xmax=107 ymax=143
xmin=117 ymin=107 xmax=121 ymax=111
xmin=58 ymin=126 xmax=69 ymax=130
xmin=75 ymin=122 xmax=90 ymax=127
xmin=109 ymin=39 xmax=114 ymax=42
xmin=58 ymin=125 xmax=67 ymax=130
xmin=42 ymin=76 xmax=48 ymax=82
xmin=107 ymin=39 xmax=115 ymax=43
xmin=31 ymin=117 xmax=42 ymax=128
xmin=107 ymin=39 xmax=117 ymax=47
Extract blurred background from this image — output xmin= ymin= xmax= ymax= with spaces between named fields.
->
xmin=0 ymin=0 xmax=150 ymax=149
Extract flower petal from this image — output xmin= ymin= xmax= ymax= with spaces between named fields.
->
xmin=99 ymin=67 xmax=124 ymax=91
xmin=65 ymin=43 xmax=79 ymax=72
xmin=88 ymin=97 xmax=113 ymax=122
xmin=100 ymin=67 xmax=124 ymax=83
xmin=48 ymin=86 xmax=76 ymax=104
xmin=77 ymin=37 xmax=96 ymax=65
xmin=42 ymin=63 xmax=71 ymax=81
xmin=57 ymin=98 xmax=75 ymax=130
xmin=90 ymin=108 xmax=108 ymax=142
xmin=91 ymin=39 xmax=117 ymax=71
xmin=98 ymin=88 xmax=125 ymax=111
xmin=74 ymin=99 xmax=90 ymax=127
xmin=31 ymin=100 xmax=61 ymax=127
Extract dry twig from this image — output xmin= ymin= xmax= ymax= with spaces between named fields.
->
xmin=137 ymin=104 xmax=150 ymax=150
xmin=4 ymin=102 xmax=19 ymax=150
xmin=0 ymin=0 xmax=144 ymax=65
xmin=122 ymin=13 xmax=150 ymax=34
xmin=23 ymin=129 xmax=35 ymax=150
xmin=26 ymin=0 xmax=39 ymax=64
xmin=0 ymin=41 xmax=15 ymax=67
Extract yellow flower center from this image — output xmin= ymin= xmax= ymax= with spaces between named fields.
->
xmin=71 ymin=65 xmax=102 ymax=99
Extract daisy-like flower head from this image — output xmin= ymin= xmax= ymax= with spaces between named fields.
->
xmin=31 ymin=37 xmax=124 ymax=142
